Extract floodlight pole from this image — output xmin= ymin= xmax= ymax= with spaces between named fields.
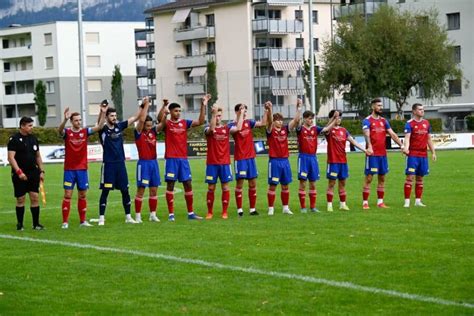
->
xmin=78 ymin=0 xmax=87 ymax=126
xmin=308 ymin=0 xmax=316 ymax=115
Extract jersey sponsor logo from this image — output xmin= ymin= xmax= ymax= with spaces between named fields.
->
xmin=239 ymin=171 xmax=247 ymax=175
xmin=408 ymin=168 xmax=415 ymax=172
xmin=64 ymin=181 xmax=72 ymax=186
xmin=370 ymin=168 xmax=378 ymax=172
xmin=79 ymin=133 xmax=84 ymax=137
xmin=330 ymin=172 xmax=338 ymax=177
xmin=206 ymin=176 xmax=213 ymax=180
xmin=104 ymin=183 xmax=113 ymax=188
xmin=271 ymin=177 xmax=279 ymax=182
xmin=166 ymin=173 xmax=175 ymax=177
xmin=142 ymin=179 xmax=149 ymax=184
xmin=300 ymin=172 xmax=308 ymax=177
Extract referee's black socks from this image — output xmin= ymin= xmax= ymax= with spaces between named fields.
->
xmin=30 ymin=206 xmax=40 ymax=227
xmin=16 ymin=206 xmax=25 ymax=226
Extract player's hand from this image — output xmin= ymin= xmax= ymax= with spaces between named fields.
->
xmin=402 ymin=147 xmax=409 ymax=155
xmin=366 ymin=147 xmax=373 ymax=156
xmin=64 ymin=107 xmax=70 ymax=121
xmin=201 ymin=94 xmax=212 ymax=106
xmin=141 ymin=96 xmax=149 ymax=108
xmin=19 ymin=172 xmax=27 ymax=181
xmin=432 ymin=153 xmax=437 ymax=162
xmin=296 ymin=98 xmax=302 ymax=109
xmin=264 ymin=101 xmax=272 ymax=111
xmin=211 ymin=104 xmax=218 ymax=115
xmin=100 ymin=104 xmax=108 ymax=113
xmin=238 ymin=104 xmax=246 ymax=116
xmin=162 ymin=98 xmax=169 ymax=107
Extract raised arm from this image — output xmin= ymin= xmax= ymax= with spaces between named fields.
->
xmin=58 ymin=107 xmax=70 ymax=136
xmin=255 ymin=101 xmax=271 ymax=128
xmin=230 ymin=105 xmax=245 ymax=135
xmin=127 ymin=104 xmax=143 ymax=126
xmin=91 ymin=104 xmax=108 ymax=133
xmin=288 ymin=98 xmax=303 ymax=131
xmin=320 ymin=111 xmax=339 ymax=134
xmin=156 ymin=106 xmax=169 ymax=133
xmin=192 ymin=94 xmax=210 ymax=127
xmin=205 ymin=105 xmax=218 ymax=136
xmin=265 ymin=102 xmax=273 ymax=131
xmin=136 ymin=97 xmax=150 ymax=133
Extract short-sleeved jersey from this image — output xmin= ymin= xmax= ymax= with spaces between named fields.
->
xmin=267 ymin=125 xmax=289 ymax=158
xmin=135 ymin=128 xmax=157 ymax=160
xmin=228 ymin=119 xmax=256 ymax=161
xmin=296 ymin=125 xmax=323 ymax=155
xmin=205 ymin=124 xmax=231 ymax=165
xmin=63 ymin=127 xmax=92 ymax=170
xmin=326 ymin=126 xmax=350 ymax=163
xmin=7 ymin=132 xmax=39 ymax=172
xmin=164 ymin=119 xmax=192 ymax=159
xmin=362 ymin=116 xmax=391 ymax=156
xmin=404 ymin=119 xmax=431 ymax=157
xmin=99 ymin=121 xmax=128 ymax=163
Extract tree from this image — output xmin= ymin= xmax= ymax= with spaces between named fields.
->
xmin=318 ymin=5 xmax=465 ymax=117
xmin=34 ymin=80 xmax=47 ymax=126
xmin=206 ymin=60 xmax=218 ymax=122
xmin=111 ymin=64 xmax=123 ymax=120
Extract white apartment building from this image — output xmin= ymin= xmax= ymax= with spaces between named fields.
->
xmin=146 ymin=0 xmax=338 ymax=121
xmin=389 ymin=0 xmax=473 ymax=129
xmin=0 ymin=21 xmax=144 ymax=128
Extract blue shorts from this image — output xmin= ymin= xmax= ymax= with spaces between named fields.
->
xmin=364 ymin=156 xmax=389 ymax=175
xmin=100 ymin=161 xmax=129 ymax=190
xmin=205 ymin=164 xmax=233 ymax=184
xmin=136 ymin=159 xmax=161 ymax=187
xmin=268 ymin=158 xmax=292 ymax=185
xmin=234 ymin=158 xmax=258 ymax=180
xmin=63 ymin=170 xmax=89 ymax=190
xmin=297 ymin=153 xmax=320 ymax=181
xmin=405 ymin=156 xmax=429 ymax=176
xmin=165 ymin=158 xmax=192 ymax=182
xmin=326 ymin=163 xmax=349 ymax=180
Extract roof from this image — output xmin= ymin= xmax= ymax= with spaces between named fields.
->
xmin=145 ymin=0 xmax=243 ymax=14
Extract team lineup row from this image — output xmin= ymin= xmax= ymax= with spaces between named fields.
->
xmin=7 ymin=96 xmax=436 ymax=230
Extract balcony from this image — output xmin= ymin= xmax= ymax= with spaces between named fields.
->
xmin=175 ymin=54 xmax=215 ymax=69
xmin=176 ymin=82 xmax=205 ymax=96
xmin=0 ymin=46 xmax=33 ymax=59
xmin=253 ymin=48 xmax=304 ymax=61
xmin=254 ymin=76 xmax=304 ymax=90
xmin=253 ymin=0 xmax=303 ymax=4
xmin=174 ymin=26 xmax=215 ymax=42
xmin=334 ymin=1 xmax=385 ymax=19
xmin=2 ymin=70 xmax=34 ymax=82
xmin=252 ymin=19 xmax=303 ymax=34
xmin=147 ymin=59 xmax=156 ymax=69
xmin=146 ymin=32 xmax=154 ymax=43
xmin=3 ymin=93 xmax=35 ymax=105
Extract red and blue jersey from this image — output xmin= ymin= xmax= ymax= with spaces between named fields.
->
xmin=362 ymin=116 xmax=391 ymax=156
xmin=135 ymin=129 xmax=157 ymax=160
xmin=326 ymin=126 xmax=350 ymax=163
xmin=296 ymin=125 xmax=323 ymax=155
xmin=64 ymin=127 xmax=92 ymax=170
xmin=164 ymin=119 xmax=192 ymax=159
xmin=267 ymin=125 xmax=289 ymax=158
xmin=205 ymin=124 xmax=231 ymax=165
xmin=404 ymin=119 xmax=431 ymax=157
xmin=228 ymin=119 xmax=256 ymax=161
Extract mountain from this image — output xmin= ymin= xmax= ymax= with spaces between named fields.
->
xmin=0 ymin=0 xmax=173 ymax=28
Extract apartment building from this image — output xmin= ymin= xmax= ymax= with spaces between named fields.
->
xmin=0 ymin=21 xmax=144 ymax=128
xmin=146 ymin=0 xmax=338 ymax=120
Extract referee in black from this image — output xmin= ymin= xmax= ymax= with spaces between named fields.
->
xmin=7 ymin=116 xmax=45 ymax=230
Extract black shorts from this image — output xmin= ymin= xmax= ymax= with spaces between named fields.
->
xmin=12 ymin=170 xmax=40 ymax=198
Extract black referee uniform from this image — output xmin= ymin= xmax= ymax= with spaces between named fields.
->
xmin=7 ymin=132 xmax=42 ymax=230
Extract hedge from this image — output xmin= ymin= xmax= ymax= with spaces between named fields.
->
xmin=466 ymin=115 xmax=474 ymax=131
xmin=0 ymin=118 xmax=444 ymax=145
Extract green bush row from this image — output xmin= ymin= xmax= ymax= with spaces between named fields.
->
xmin=466 ymin=115 xmax=474 ymax=131
xmin=0 ymin=118 xmax=444 ymax=145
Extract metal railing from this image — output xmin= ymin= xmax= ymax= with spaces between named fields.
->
xmin=174 ymin=26 xmax=215 ymax=42
xmin=252 ymin=19 xmax=303 ymax=33
xmin=253 ymin=47 xmax=304 ymax=61
xmin=254 ymin=76 xmax=305 ymax=90
xmin=175 ymin=54 xmax=215 ymax=69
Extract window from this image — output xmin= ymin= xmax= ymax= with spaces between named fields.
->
xmin=47 ymin=105 xmax=56 ymax=117
xmin=206 ymin=14 xmax=215 ymax=27
xmin=44 ymin=33 xmax=52 ymax=45
xmin=87 ymin=79 xmax=102 ymax=92
xmin=20 ymin=60 xmax=27 ymax=71
xmin=268 ymin=10 xmax=281 ymax=19
xmin=2 ymin=39 xmax=9 ymax=49
xmin=85 ymin=32 xmax=100 ymax=44
xmin=269 ymin=38 xmax=282 ymax=48
xmin=448 ymin=79 xmax=462 ymax=96
xmin=255 ymin=9 xmax=266 ymax=19
xmin=312 ymin=10 xmax=318 ymax=24
xmin=88 ymin=103 xmax=100 ymax=115
xmin=4 ymin=62 xmax=10 ymax=72
xmin=295 ymin=38 xmax=304 ymax=48
xmin=398 ymin=0 xmax=406 ymax=3
xmin=417 ymin=84 xmax=425 ymax=98
xmin=45 ymin=57 xmax=53 ymax=69
xmin=256 ymin=38 xmax=267 ymax=48
xmin=207 ymin=41 xmax=215 ymax=54
xmin=295 ymin=10 xmax=303 ymax=20
xmin=447 ymin=13 xmax=460 ymax=30
xmin=46 ymin=81 xmax=55 ymax=93
xmin=313 ymin=38 xmax=319 ymax=51
xmin=452 ymin=45 xmax=461 ymax=63
xmin=87 ymin=56 xmax=101 ymax=67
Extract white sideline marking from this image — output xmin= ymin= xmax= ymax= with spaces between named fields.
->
xmin=0 ymin=234 xmax=472 ymax=310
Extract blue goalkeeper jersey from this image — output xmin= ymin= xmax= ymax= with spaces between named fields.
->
xmin=99 ymin=121 xmax=128 ymax=163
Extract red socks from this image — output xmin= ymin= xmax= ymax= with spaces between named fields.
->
xmin=326 ymin=189 xmax=334 ymax=203
xmin=249 ymin=187 xmax=257 ymax=209
xmin=339 ymin=190 xmax=347 ymax=203
xmin=309 ymin=190 xmax=317 ymax=209
xmin=149 ymin=196 xmax=157 ymax=213
xmin=377 ymin=187 xmax=385 ymax=200
xmin=62 ymin=198 xmax=71 ymax=223
xmin=267 ymin=189 xmax=276 ymax=207
xmin=207 ymin=190 xmax=215 ymax=213
xmin=235 ymin=188 xmax=243 ymax=209
xmin=78 ymin=198 xmax=87 ymax=223
xmin=166 ymin=190 xmax=174 ymax=214
xmin=404 ymin=179 xmax=413 ymax=199
xmin=222 ymin=189 xmax=230 ymax=213
xmin=415 ymin=180 xmax=423 ymax=199
xmin=298 ymin=190 xmax=306 ymax=209
xmin=281 ymin=189 xmax=289 ymax=206
xmin=134 ymin=196 xmax=143 ymax=214
xmin=184 ymin=190 xmax=193 ymax=213
xmin=362 ymin=186 xmax=370 ymax=201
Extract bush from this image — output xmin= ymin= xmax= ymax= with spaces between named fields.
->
xmin=427 ymin=118 xmax=442 ymax=133
xmin=465 ymin=116 xmax=474 ymax=131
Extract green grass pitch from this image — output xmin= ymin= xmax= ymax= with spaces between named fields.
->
xmin=0 ymin=150 xmax=473 ymax=314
